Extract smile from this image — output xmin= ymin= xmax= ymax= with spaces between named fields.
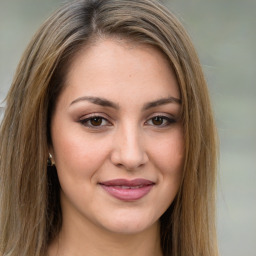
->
xmin=99 ymin=179 xmax=155 ymax=201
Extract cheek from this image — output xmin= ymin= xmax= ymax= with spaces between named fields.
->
xmin=51 ymin=124 xmax=111 ymax=180
xmin=152 ymin=129 xmax=184 ymax=174
xmin=146 ymin=129 xmax=184 ymax=219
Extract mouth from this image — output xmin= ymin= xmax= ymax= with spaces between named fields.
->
xmin=99 ymin=179 xmax=155 ymax=201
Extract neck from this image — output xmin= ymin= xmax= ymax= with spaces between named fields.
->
xmin=48 ymin=214 xmax=162 ymax=256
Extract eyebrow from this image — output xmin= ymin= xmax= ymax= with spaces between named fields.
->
xmin=70 ymin=96 xmax=181 ymax=110
xmin=142 ymin=97 xmax=181 ymax=110
xmin=70 ymin=96 xmax=119 ymax=109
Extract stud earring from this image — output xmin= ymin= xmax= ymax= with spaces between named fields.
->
xmin=47 ymin=153 xmax=55 ymax=166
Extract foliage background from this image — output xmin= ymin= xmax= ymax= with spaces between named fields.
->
xmin=0 ymin=0 xmax=255 ymax=255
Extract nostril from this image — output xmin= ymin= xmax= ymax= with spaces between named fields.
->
xmin=110 ymin=148 xmax=148 ymax=170
xmin=110 ymin=128 xmax=148 ymax=169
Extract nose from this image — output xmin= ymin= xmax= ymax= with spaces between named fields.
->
xmin=110 ymin=125 xmax=148 ymax=170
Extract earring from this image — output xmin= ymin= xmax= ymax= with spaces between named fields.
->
xmin=47 ymin=153 xmax=55 ymax=166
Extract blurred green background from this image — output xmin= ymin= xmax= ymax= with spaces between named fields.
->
xmin=0 ymin=0 xmax=255 ymax=255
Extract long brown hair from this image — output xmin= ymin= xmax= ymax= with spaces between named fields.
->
xmin=0 ymin=0 xmax=218 ymax=255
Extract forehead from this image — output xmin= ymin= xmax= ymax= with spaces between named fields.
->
xmin=59 ymin=38 xmax=179 ymax=106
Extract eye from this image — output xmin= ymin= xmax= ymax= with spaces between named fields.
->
xmin=79 ymin=115 xmax=111 ymax=128
xmin=146 ymin=115 xmax=176 ymax=127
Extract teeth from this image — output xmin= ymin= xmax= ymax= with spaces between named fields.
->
xmin=116 ymin=185 xmax=144 ymax=189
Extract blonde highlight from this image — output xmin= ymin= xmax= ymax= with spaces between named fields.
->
xmin=0 ymin=1 xmax=218 ymax=255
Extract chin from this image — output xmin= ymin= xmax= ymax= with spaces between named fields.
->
xmin=98 ymin=212 xmax=159 ymax=235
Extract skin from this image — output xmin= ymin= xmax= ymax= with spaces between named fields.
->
xmin=49 ymin=38 xmax=184 ymax=256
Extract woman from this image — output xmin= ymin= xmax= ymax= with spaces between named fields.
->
xmin=0 ymin=0 xmax=218 ymax=255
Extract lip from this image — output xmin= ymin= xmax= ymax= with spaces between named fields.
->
xmin=99 ymin=179 xmax=155 ymax=201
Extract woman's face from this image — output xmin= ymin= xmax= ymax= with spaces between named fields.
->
xmin=50 ymin=39 xmax=184 ymax=235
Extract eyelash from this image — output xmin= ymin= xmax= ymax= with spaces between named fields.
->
xmin=78 ymin=115 xmax=111 ymax=128
xmin=78 ymin=114 xmax=176 ymax=129
xmin=145 ymin=115 xmax=176 ymax=127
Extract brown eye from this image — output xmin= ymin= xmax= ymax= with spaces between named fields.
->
xmin=152 ymin=116 xmax=164 ymax=126
xmin=79 ymin=116 xmax=110 ymax=128
xmin=90 ymin=117 xmax=103 ymax=126
xmin=146 ymin=115 xmax=176 ymax=127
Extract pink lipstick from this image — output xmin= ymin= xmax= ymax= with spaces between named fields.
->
xmin=99 ymin=179 xmax=155 ymax=201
